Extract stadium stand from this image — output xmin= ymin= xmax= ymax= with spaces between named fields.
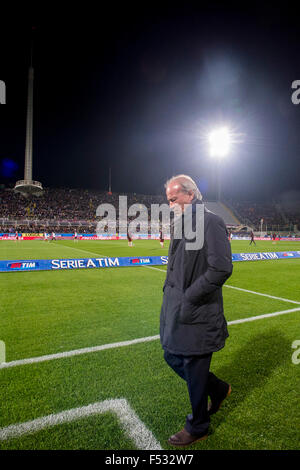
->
xmin=0 ymin=187 xmax=299 ymax=234
xmin=228 ymin=200 xmax=299 ymax=231
xmin=205 ymin=202 xmax=240 ymax=226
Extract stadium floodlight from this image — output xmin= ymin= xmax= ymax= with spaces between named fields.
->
xmin=208 ymin=127 xmax=231 ymax=158
xmin=207 ymin=126 xmax=232 ymax=202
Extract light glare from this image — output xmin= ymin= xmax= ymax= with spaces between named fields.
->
xmin=208 ymin=127 xmax=231 ymax=158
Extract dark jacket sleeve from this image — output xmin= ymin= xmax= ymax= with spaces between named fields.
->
xmin=184 ymin=214 xmax=233 ymax=305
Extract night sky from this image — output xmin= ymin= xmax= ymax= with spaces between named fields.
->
xmin=1 ymin=3 xmax=300 ymax=202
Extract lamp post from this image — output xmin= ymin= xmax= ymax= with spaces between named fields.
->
xmin=260 ymin=218 xmax=264 ymax=237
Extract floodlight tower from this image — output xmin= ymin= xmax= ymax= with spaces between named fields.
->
xmin=208 ymin=127 xmax=230 ymax=201
xmin=14 ymin=27 xmax=43 ymax=197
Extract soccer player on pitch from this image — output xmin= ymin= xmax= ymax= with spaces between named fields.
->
xmin=159 ymin=229 xmax=164 ymax=248
xmin=127 ymin=230 xmax=133 ymax=247
xmin=249 ymin=230 xmax=256 ymax=245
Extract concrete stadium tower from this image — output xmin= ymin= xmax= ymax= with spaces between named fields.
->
xmin=14 ymin=28 xmax=43 ymax=197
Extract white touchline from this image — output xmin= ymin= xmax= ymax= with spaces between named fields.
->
xmin=142 ymin=265 xmax=168 ymax=273
xmin=227 ymin=307 xmax=300 ymax=325
xmin=224 ymin=285 xmax=300 ymax=305
xmin=0 ymin=335 xmax=159 ymax=370
xmin=1 ymin=308 xmax=299 ymax=370
xmin=0 ymin=398 xmax=162 ymax=450
xmin=53 ymin=242 xmax=109 ymax=260
xmin=143 ymin=265 xmax=166 ymax=273
xmin=143 ymin=264 xmax=300 ymax=305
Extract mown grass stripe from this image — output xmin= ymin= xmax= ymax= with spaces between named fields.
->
xmin=1 ymin=308 xmax=299 ymax=370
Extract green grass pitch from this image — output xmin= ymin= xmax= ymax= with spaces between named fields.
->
xmin=0 ymin=239 xmax=299 ymax=450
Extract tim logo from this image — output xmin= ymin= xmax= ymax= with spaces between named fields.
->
xmin=0 ymin=80 xmax=5 ymax=104
xmin=130 ymin=258 xmax=151 ymax=265
xmin=8 ymin=262 xmax=38 ymax=270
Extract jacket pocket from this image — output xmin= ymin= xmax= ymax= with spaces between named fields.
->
xmin=179 ymin=295 xmax=211 ymax=324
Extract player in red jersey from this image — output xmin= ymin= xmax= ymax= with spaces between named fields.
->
xmin=127 ymin=231 xmax=133 ymax=247
xmin=159 ymin=229 xmax=164 ymax=248
xmin=249 ymin=231 xmax=256 ymax=245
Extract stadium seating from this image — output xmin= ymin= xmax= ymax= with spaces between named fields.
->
xmin=0 ymin=187 xmax=299 ymax=234
xmin=205 ymin=201 xmax=240 ymax=225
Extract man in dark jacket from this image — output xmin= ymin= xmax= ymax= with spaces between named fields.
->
xmin=160 ymin=175 xmax=233 ymax=446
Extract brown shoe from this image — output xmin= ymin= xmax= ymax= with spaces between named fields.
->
xmin=168 ymin=428 xmax=208 ymax=447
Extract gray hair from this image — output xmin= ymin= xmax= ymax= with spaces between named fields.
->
xmin=165 ymin=174 xmax=203 ymax=201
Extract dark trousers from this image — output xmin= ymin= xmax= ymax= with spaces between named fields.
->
xmin=164 ymin=350 xmax=227 ymax=436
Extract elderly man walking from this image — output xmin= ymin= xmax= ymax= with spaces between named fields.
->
xmin=160 ymin=174 xmax=233 ymax=447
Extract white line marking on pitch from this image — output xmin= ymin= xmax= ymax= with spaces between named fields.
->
xmin=228 ymin=307 xmax=300 ymax=325
xmin=0 ymin=398 xmax=162 ymax=450
xmin=143 ymin=265 xmax=300 ymax=305
xmin=142 ymin=265 xmax=167 ymax=273
xmin=143 ymin=265 xmax=166 ymax=272
xmin=224 ymin=285 xmax=300 ymax=305
xmin=1 ymin=241 xmax=109 ymax=263
xmin=1 ymin=308 xmax=299 ymax=370
xmin=52 ymin=242 xmax=109 ymax=259
xmin=0 ymin=335 xmax=159 ymax=369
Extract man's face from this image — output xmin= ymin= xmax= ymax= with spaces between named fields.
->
xmin=166 ymin=181 xmax=194 ymax=214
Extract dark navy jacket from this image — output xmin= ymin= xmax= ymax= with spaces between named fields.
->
xmin=160 ymin=199 xmax=233 ymax=355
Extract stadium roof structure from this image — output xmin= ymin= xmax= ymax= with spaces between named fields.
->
xmin=14 ymin=179 xmax=43 ymax=197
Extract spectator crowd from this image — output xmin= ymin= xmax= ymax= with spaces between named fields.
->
xmin=229 ymin=200 xmax=300 ymax=231
xmin=0 ymin=187 xmax=166 ymax=233
xmin=0 ymin=186 xmax=299 ymax=234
